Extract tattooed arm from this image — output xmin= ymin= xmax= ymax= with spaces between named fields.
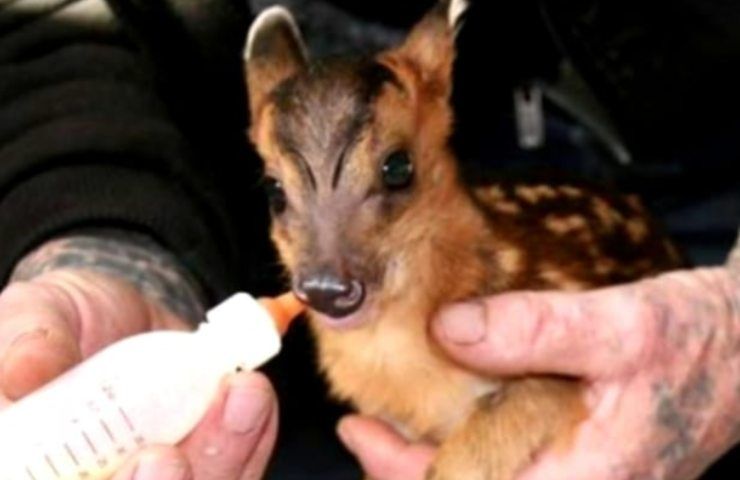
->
xmin=0 ymin=235 xmax=278 ymax=479
xmin=339 ymin=230 xmax=740 ymax=480
xmin=10 ymin=234 xmax=207 ymax=325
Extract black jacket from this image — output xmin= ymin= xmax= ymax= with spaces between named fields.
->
xmin=0 ymin=0 xmax=274 ymax=301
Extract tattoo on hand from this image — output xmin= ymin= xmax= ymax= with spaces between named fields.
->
xmin=10 ymin=234 xmax=206 ymax=324
xmin=654 ymin=370 xmax=714 ymax=465
xmin=642 ymin=255 xmax=740 ymax=479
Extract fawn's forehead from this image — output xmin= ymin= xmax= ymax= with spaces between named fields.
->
xmin=267 ymin=59 xmax=399 ymax=166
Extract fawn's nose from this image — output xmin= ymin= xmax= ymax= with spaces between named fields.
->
xmin=293 ymin=272 xmax=365 ymax=318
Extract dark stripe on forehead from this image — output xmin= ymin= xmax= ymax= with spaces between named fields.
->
xmin=329 ymin=63 xmax=395 ymax=189
xmin=331 ymin=115 xmax=367 ymax=190
xmin=279 ymin=142 xmax=318 ymax=190
xmin=271 ymin=58 xmax=398 ymax=111
xmin=270 ymin=59 xmax=398 ymax=189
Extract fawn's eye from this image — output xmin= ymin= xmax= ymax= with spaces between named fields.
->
xmin=264 ymin=177 xmax=287 ymax=214
xmin=382 ymin=151 xmax=414 ymax=190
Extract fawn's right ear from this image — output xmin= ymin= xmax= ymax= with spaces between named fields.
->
xmin=244 ymin=6 xmax=308 ymax=120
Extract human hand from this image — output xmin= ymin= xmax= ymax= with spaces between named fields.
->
xmin=0 ymin=269 xmax=277 ymax=479
xmin=339 ymin=266 xmax=740 ymax=480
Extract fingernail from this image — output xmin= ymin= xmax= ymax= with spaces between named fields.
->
xmin=222 ymin=379 xmax=272 ymax=434
xmin=8 ymin=329 xmax=45 ymax=348
xmin=134 ymin=456 xmax=188 ymax=480
xmin=436 ymin=301 xmax=486 ymax=345
xmin=1 ymin=330 xmax=80 ymax=399
xmin=6 ymin=329 xmax=78 ymax=364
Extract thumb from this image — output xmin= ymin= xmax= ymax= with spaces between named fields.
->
xmin=0 ymin=281 xmax=82 ymax=400
xmin=338 ymin=415 xmax=435 ymax=480
xmin=431 ymin=284 xmax=652 ymax=379
xmin=0 ymin=269 xmax=169 ymax=401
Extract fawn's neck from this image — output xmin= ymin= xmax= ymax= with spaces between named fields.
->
xmin=389 ymin=180 xmax=502 ymax=321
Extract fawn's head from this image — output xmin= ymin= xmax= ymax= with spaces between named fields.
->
xmin=245 ymin=1 xmax=469 ymax=329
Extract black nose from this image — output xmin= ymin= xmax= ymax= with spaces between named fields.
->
xmin=294 ymin=272 xmax=365 ymax=318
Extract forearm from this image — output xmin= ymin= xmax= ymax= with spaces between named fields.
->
xmin=9 ymin=234 xmax=206 ymax=325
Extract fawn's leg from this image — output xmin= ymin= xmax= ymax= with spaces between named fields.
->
xmin=427 ymin=377 xmax=584 ymax=480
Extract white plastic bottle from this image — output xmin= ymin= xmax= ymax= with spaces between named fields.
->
xmin=0 ymin=293 xmax=299 ymax=480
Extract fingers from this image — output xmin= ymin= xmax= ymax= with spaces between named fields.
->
xmin=237 ymin=399 xmax=279 ymax=480
xmin=0 ymin=281 xmax=82 ymax=399
xmin=34 ymin=270 xmax=181 ymax=354
xmin=116 ymin=373 xmax=277 ymax=480
xmin=337 ymin=415 xmax=435 ymax=480
xmin=0 ymin=269 xmax=185 ymax=400
xmin=180 ymin=371 xmax=278 ymax=480
xmin=112 ymin=446 xmax=192 ymax=480
xmin=431 ymin=283 xmax=654 ymax=379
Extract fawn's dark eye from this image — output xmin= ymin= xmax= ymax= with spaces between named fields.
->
xmin=382 ymin=151 xmax=414 ymax=190
xmin=264 ymin=177 xmax=287 ymax=214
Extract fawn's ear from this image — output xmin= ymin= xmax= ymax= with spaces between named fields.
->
xmin=244 ymin=6 xmax=308 ymax=119
xmin=447 ymin=0 xmax=469 ymax=32
xmin=383 ymin=0 xmax=468 ymax=94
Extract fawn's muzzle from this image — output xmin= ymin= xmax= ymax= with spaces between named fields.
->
xmin=293 ymin=272 xmax=366 ymax=318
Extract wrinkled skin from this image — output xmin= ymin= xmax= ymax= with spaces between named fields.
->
xmin=340 ymin=266 xmax=740 ymax=480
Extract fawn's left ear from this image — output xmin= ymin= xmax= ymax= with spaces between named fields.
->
xmin=382 ymin=0 xmax=469 ymax=92
xmin=244 ymin=6 xmax=309 ymax=120
xmin=447 ymin=0 xmax=469 ymax=33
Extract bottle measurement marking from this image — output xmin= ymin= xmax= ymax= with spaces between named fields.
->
xmin=80 ymin=429 xmax=108 ymax=468
xmin=43 ymin=454 xmax=61 ymax=478
xmin=64 ymin=443 xmax=80 ymax=466
xmin=21 ymin=390 xmax=137 ymax=479
xmin=99 ymin=419 xmax=116 ymax=444
xmin=81 ymin=431 xmax=98 ymax=456
xmin=117 ymin=406 xmax=134 ymax=432
xmin=117 ymin=405 xmax=144 ymax=445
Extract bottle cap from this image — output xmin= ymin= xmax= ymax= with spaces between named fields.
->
xmin=258 ymin=292 xmax=305 ymax=335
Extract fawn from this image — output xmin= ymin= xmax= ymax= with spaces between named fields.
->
xmin=243 ymin=1 xmax=684 ymax=478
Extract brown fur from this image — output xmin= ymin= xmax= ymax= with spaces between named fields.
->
xmin=245 ymin=3 xmax=684 ymax=479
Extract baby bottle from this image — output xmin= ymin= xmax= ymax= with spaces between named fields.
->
xmin=0 ymin=292 xmax=303 ymax=480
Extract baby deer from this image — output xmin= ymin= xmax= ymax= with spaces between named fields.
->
xmin=244 ymin=1 xmax=684 ymax=478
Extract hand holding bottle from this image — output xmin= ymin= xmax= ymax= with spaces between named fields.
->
xmin=0 ymin=269 xmax=279 ymax=480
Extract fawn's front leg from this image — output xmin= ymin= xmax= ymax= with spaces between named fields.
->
xmin=428 ymin=378 xmax=584 ymax=480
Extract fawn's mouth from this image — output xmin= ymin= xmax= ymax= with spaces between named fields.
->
xmin=310 ymin=308 xmax=371 ymax=330
xmin=305 ymin=290 xmax=375 ymax=331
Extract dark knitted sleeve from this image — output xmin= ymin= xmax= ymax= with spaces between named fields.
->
xmin=0 ymin=0 xmax=275 ymax=301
